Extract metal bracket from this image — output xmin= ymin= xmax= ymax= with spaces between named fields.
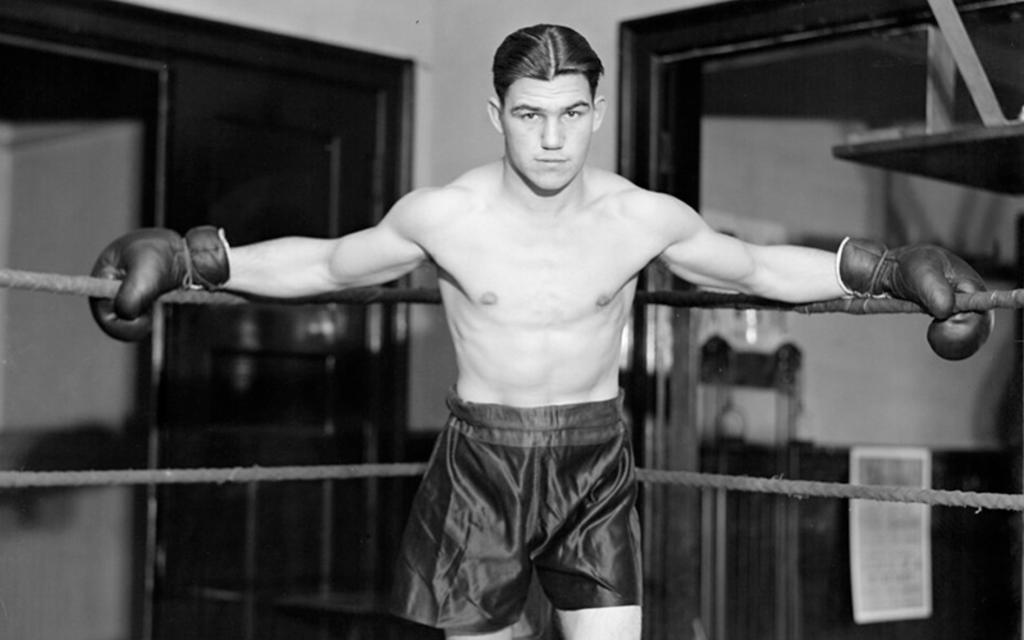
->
xmin=925 ymin=0 xmax=1007 ymax=126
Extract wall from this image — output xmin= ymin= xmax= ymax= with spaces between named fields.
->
xmin=701 ymin=117 xmax=1021 ymax=448
xmin=0 ymin=122 xmax=139 ymax=639
xmin=3 ymin=123 xmax=138 ymax=427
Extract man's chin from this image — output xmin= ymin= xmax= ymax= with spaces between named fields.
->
xmin=508 ymin=161 xmax=577 ymax=195
xmin=527 ymin=179 xmax=571 ymax=196
xmin=528 ymin=170 xmax=576 ymax=194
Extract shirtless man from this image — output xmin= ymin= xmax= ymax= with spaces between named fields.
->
xmin=90 ymin=24 xmax=990 ymax=640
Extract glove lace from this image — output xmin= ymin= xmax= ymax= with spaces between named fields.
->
xmin=179 ymin=244 xmax=200 ymax=290
xmin=866 ymin=248 xmax=890 ymax=296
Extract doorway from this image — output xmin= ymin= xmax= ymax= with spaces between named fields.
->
xmin=0 ymin=3 xmax=414 ymax=639
xmin=621 ymin=2 xmax=1023 ymax=639
xmin=0 ymin=36 xmax=161 ymax=640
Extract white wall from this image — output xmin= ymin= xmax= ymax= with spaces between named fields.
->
xmin=2 ymin=123 xmax=138 ymax=428
xmin=0 ymin=121 xmax=138 ymax=640
xmin=702 ymin=117 xmax=1022 ymax=448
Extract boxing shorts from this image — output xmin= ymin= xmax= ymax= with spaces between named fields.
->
xmin=390 ymin=389 xmax=642 ymax=634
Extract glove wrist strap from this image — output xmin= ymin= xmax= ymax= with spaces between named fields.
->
xmin=836 ymin=237 xmax=854 ymax=296
xmin=838 ymin=237 xmax=891 ymax=297
xmin=183 ymin=225 xmax=231 ymax=290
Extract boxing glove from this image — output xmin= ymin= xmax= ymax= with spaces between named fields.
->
xmin=90 ymin=226 xmax=230 ymax=341
xmin=837 ymin=237 xmax=992 ymax=360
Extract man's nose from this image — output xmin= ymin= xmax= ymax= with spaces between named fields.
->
xmin=541 ymin=118 xmax=565 ymax=149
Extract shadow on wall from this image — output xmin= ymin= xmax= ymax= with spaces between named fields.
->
xmin=0 ymin=423 xmax=141 ymax=528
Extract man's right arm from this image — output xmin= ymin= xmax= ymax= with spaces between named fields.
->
xmin=225 ymin=217 xmax=427 ymax=298
xmin=90 ymin=188 xmax=440 ymax=341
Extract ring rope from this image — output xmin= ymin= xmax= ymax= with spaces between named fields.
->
xmin=2 ymin=268 xmax=1019 ymax=508
xmin=2 ymin=267 xmax=1023 ymax=314
xmin=0 ymin=463 xmax=428 ymax=488
xmin=0 ymin=463 xmax=1020 ymax=511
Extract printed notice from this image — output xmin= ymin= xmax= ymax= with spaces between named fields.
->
xmin=849 ymin=447 xmax=931 ymax=624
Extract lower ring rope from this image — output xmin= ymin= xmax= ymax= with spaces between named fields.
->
xmin=2 ymin=267 xmax=1023 ymax=314
xmin=0 ymin=464 xmax=428 ymax=488
xmin=1 ymin=463 xmax=1020 ymax=511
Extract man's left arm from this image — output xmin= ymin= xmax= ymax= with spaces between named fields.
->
xmin=650 ymin=195 xmax=992 ymax=359
xmin=659 ymin=226 xmax=844 ymax=303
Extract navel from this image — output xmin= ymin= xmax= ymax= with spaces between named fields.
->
xmin=480 ymin=291 xmax=499 ymax=305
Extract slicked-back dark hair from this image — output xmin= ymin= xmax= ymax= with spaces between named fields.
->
xmin=492 ymin=24 xmax=604 ymax=103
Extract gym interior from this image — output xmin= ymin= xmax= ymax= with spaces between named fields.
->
xmin=0 ymin=1 xmax=1021 ymax=638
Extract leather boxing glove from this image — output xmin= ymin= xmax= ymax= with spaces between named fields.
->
xmin=837 ymin=237 xmax=992 ymax=360
xmin=90 ymin=226 xmax=230 ymax=341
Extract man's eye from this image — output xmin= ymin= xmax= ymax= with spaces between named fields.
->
xmin=520 ymin=112 xmax=538 ymax=120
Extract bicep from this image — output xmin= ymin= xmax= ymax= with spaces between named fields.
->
xmin=659 ymin=227 xmax=760 ymax=292
xmin=224 ymin=225 xmax=425 ymax=297
xmin=328 ymin=219 xmax=428 ymax=287
xmin=631 ymin=193 xmax=759 ymax=291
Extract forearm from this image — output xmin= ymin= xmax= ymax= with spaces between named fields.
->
xmin=744 ymin=244 xmax=845 ymax=303
xmin=661 ymin=225 xmax=845 ymax=303
xmin=224 ymin=237 xmax=345 ymax=298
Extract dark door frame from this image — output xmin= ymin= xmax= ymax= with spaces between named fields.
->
xmin=619 ymin=0 xmax=1021 ymax=194
xmin=0 ymin=3 xmax=413 ymax=638
xmin=619 ymin=1 xmax=1022 ymax=639
xmin=0 ymin=0 xmax=413 ymax=214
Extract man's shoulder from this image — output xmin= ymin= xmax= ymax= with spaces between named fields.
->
xmin=391 ymin=177 xmax=486 ymax=221
xmin=585 ymin=169 xmax=685 ymax=213
xmin=584 ymin=165 xmax=636 ymax=195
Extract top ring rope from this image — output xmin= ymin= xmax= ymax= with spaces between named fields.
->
xmin=1 ymin=267 xmax=1023 ymax=314
xmin=0 ymin=462 xmax=1020 ymax=511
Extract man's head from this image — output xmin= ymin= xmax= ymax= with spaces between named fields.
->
xmin=492 ymin=24 xmax=604 ymax=104
xmin=488 ymin=25 xmax=607 ymax=195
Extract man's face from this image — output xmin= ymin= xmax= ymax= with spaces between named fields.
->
xmin=488 ymin=74 xmax=606 ymax=195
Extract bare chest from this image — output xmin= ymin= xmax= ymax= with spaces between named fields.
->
xmin=430 ymin=217 xmax=650 ymax=324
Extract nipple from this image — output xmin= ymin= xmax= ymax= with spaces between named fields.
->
xmin=480 ymin=291 xmax=498 ymax=305
xmin=596 ymin=294 xmax=612 ymax=307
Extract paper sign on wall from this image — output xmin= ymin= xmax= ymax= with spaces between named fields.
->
xmin=849 ymin=447 xmax=932 ymax=624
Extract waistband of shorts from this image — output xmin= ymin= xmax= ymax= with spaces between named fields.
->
xmin=446 ymin=389 xmax=622 ymax=444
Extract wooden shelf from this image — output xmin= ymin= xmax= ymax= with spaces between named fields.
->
xmin=832 ymin=121 xmax=1024 ymax=194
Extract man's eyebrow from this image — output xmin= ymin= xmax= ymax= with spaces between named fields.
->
xmin=563 ymin=100 xmax=592 ymax=111
xmin=509 ymin=100 xmax=592 ymax=114
xmin=509 ymin=103 xmax=541 ymax=114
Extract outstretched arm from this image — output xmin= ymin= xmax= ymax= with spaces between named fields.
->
xmin=225 ymin=216 xmax=427 ymax=298
xmin=647 ymin=194 xmax=844 ymax=303
xmin=643 ymin=192 xmax=991 ymax=359
xmin=664 ymin=232 xmax=845 ymax=302
xmin=226 ymin=188 xmax=438 ymax=297
xmin=90 ymin=188 xmax=441 ymax=340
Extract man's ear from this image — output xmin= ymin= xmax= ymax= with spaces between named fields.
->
xmin=487 ymin=96 xmax=504 ymax=134
xmin=591 ymin=95 xmax=608 ymax=132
